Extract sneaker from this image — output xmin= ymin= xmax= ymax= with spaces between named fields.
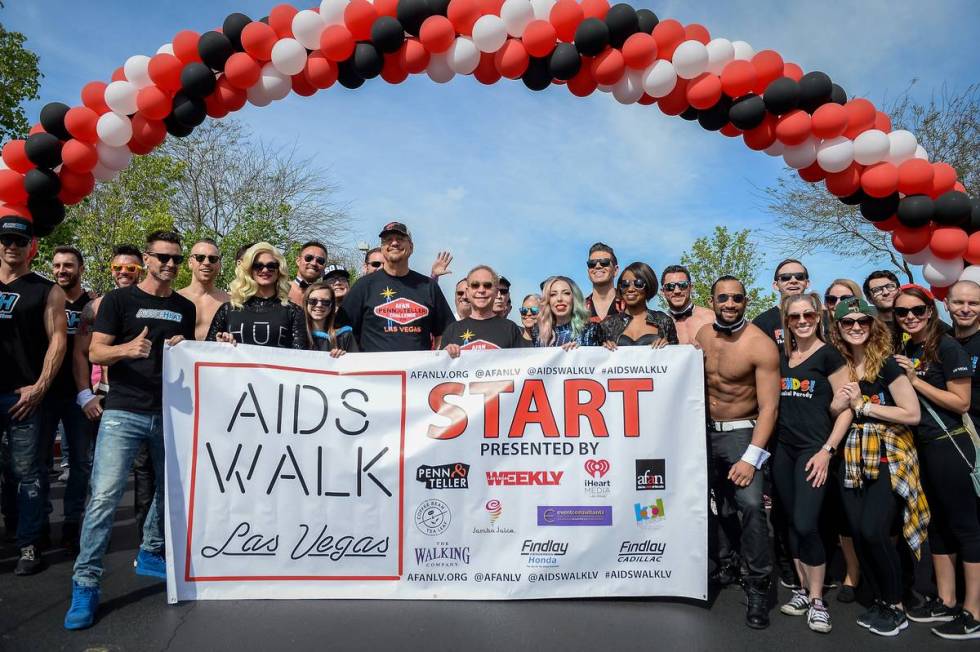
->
xmin=780 ymin=589 xmax=810 ymax=616
xmin=857 ymin=602 xmax=884 ymax=629
xmin=869 ymin=604 xmax=908 ymax=637
xmin=14 ymin=544 xmax=43 ymax=576
xmin=135 ymin=548 xmax=166 ymax=580
xmin=807 ymin=599 xmax=832 ymax=633
xmin=932 ymin=610 xmax=980 ymax=640
xmin=823 ymin=580 xmax=840 ymax=591
xmin=778 ymin=566 xmax=801 ymax=590
xmin=64 ymin=582 xmax=100 ymax=630
xmin=907 ymin=595 xmax=960 ymax=623
xmin=837 ymin=584 xmax=856 ymax=603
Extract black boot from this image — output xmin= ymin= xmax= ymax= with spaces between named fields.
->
xmin=745 ymin=578 xmax=771 ymax=629
xmin=61 ymin=522 xmax=80 ymax=554
xmin=710 ymin=560 xmax=741 ymax=587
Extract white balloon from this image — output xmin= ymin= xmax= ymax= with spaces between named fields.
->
xmin=104 ymin=81 xmax=139 ymax=116
xmin=886 ymin=129 xmax=917 ymax=166
xmin=156 ymin=43 xmax=175 ymax=56
xmin=597 ymin=82 xmax=614 ymax=93
xmin=817 ymin=136 xmax=855 ymax=173
xmin=320 ymin=0 xmax=350 ymax=27
xmin=783 ymin=137 xmax=818 ymax=169
xmin=91 ymin=162 xmax=119 ymax=182
xmin=259 ymin=62 xmax=291 ymax=100
xmin=853 ymin=129 xmax=890 ymax=166
xmin=96 ymin=142 xmax=133 ymax=170
xmin=914 ymin=144 xmax=930 ymax=161
xmin=613 ymin=70 xmax=644 ymax=104
xmin=247 ymin=84 xmax=274 ymax=107
xmin=642 ymin=60 xmax=677 ymax=98
xmin=271 ymin=38 xmax=308 ymax=76
xmin=472 ymin=15 xmax=508 ymax=53
xmin=447 ymin=37 xmax=480 ymax=75
xmin=705 ymin=38 xmax=735 ymax=75
xmin=904 ymin=247 xmax=933 ymax=266
xmin=672 ymin=40 xmax=709 ymax=79
xmin=500 ymin=0 xmax=535 ymax=38
xmin=530 ymin=0 xmax=556 ymax=20
xmin=96 ymin=112 xmax=133 ymax=148
xmin=765 ymin=140 xmax=785 ymax=157
xmin=923 ymin=257 xmax=964 ymax=287
xmin=960 ymin=266 xmax=980 ymax=284
xmin=292 ymin=9 xmax=326 ymax=50
xmin=731 ymin=40 xmax=755 ymax=61
xmin=124 ymin=55 xmax=153 ymax=89
xmin=426 ymin=53 xmax=455 ymax=83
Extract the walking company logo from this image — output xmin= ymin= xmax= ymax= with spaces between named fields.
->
xmin=635 ymin=459 xmax=666 ymax=491
xmin=415 ymin=499 xmax=451 ymax=536
xmin=520 ymin=539 xmax=569 ymax=568
xmin=374 ymin=294 xmax=429 ymax=325
xmin=618 ymin=540 xmax=667 ymax=563
xmin=414 ymin=542 xmax=471 ymax=568
xmin=416 ymin=463 xmax=470 ymax=489
xmin=537 ymin=506 xmax=613 ymax=526
xmin=485 ymin=470 xmax=563 ymax=486
xmin=634 ymin=499 xmax=666 ymax=528
xmin=0 ymin=292 xmax=20 ymax=319
xmin=583 ymin=459 xmax=611 ymax=498
xmin=473 ymin=499 xmax=514 ymax=534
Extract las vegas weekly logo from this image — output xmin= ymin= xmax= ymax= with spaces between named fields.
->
xmin=635 ymin=459 xmax=665 ymax=491
xmin=583 ymin=458 xmax=611 ymax=498
xmin=485 ymin=470 xmax=562 ymax=486
xmin=416 ymin=463 xmax=469 ymax=489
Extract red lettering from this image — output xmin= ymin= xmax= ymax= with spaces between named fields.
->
xmin=469 ymin=380 xmax=515 ymax=438
xmin=426 ymin=382 xmax=467 ymax=440
xmin=608 ymin=378 xmax=653 ymax=437
xmin=563 ymin=379 xmax=608 ymax=437
xmin=507 ymin=379 xmax=559 ymax=438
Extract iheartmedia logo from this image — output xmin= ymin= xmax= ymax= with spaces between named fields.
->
xmin=583 ymin=459 xmax=611 ymax=498
xmin=584 ymin=459 xmax=610 ymax=478
xmin=486 ymin=470 xmax=563 ymax=486
xmin=635 ymin=459 xmax=666 ymax=491
xmin=416 ymin=463 xmax=469 ymax=489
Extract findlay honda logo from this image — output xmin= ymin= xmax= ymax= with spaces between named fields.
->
xmin=618 ymin=540 xmax=667 ymax=563
xmin=415 ymin=499 xmax=451 ymax=536
xmin=583 ymin=459 xmax=611 ymax=498
xmin=635 ymin=459 xmax=666 ymax=491
xmin=634 ymin=499 xmax=666 ymax=528
xmin=485 ymin=470 xmax=563 ymax=486
xmin=416 ymin=463 xmax=469 ymax=489
xmin=414 ymin=543 xmax=471 ymax=568
xmin=521 ymin=539 xmax=569 ymax=568
xmin=473 ymin=499 xmax=515 ymax=534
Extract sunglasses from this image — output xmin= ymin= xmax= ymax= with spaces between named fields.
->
xmin=618 ymin=278 xmax=648 ymax=290
xmin=587 ymin=258 xmax=613 ymax=269
xmin=663 ymin=281 xmax=690 ymax=292
xmin=498 ymin=287 xmax=510 ymax=295
xmin=145 ymin=252 xmax=184 ymax=265
xmin=824 ymin=294 xmax=854 ymax=306
xmin=869 ymin=282 xmax=898 ymax=297
xmin=306 ymin=298 xmax=333 ymax=308
xmin=367 ymin=261 xmax=383 ymax=268
xmin=716 ymin=293 xmax=746 ymax=304
xmin=838 ymin=316 xmax=873 ymax=328
xmin=894 ymin=305 xmax=929 ymax=319
xmin=251 ymin=261 xmax=280 ymax=272
xmin=520 ymin=306 xmax=540 ymax=316
xmin=0 ymin=234 xmax=30 ymax=248
xmin=455 ymin=291 xmax=466 ymax=298
xmin=469 ymin=281 xmax=495 ymax=290
xmin=787 ymin=311 xmax=818 ymax=323
xmin=777 ymin=272 xmax=808 ymax=283
xmin=111 ymin=263 xmax=142 ymax=273
xmin=303 ymin=254 xmax=326 ymax=265
xmin=192 ymin=254 xmax=220 ymax=264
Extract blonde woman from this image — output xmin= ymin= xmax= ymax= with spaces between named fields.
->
xmin=533 ymin=276 xmax=602 ymax=349
xmin=206 ymin=242 xmax=306 ymax=349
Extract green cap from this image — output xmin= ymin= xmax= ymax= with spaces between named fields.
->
xmin=834 ymin=296 xmax=877 ymax=321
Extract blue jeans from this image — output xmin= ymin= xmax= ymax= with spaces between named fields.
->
xmin=73 ymin=410 xmax=166 ymax=588
xmin=40 ymin=393 xmax=94 ymax=523
xmin=0 ymin=393 xmax=44 ymax=548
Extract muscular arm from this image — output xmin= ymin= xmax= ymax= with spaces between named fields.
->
xmin=749 ymin=336 xmax=780 ymax=450
xmin=72 ymin=300 xmax=97 ymax=392
xmin=89 ymin=332 xmax=129 ymax=366
xmin=37 ymin=285 xmax=68 ymax=394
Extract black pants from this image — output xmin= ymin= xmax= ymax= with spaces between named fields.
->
xmin=772 ymin=444 xmax=828 ymax=566
xmin=839 ymin=464 xmax=903 ymax=604
xmin=133 ymin=442 xmax=155 ymax=545
xmin=919 ymin=435 xmax=980 ymax=562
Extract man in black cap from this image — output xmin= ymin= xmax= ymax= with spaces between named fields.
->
xmin=493 ymin=276 xmax=513 ymax=319
xmin=0 ymin=216 xmax=68 ymax=575
xmin=323 ymin=264 xmax=351 ymax=308
xmin=338 ymin=222 xmax=453 ymax=352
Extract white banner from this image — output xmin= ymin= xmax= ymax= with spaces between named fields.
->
xmin=163 ymin=341 xmax=707 ymax=601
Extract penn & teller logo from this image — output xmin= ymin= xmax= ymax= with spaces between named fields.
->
xmin=374 ymin=298 xmax=429 ymax=325
xmin=635 ymin=459 xmax=666 ymax=491
xmin=415 ymin=499 xmax=451 ymax=536
xmin=416 ymin=463 xmax=469 ymax=489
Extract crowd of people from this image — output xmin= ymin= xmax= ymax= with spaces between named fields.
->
xmin=0 ymin=214 xmax=978 ymax=641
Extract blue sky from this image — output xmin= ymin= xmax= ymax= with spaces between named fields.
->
xmin=4 ymin=0 xmax=978 ymax=310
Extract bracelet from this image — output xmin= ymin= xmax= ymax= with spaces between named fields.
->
xmin=76 ymin=388 xmax=96 ymax=408
xmin=862 ymin=401 xmax=872 ymax=417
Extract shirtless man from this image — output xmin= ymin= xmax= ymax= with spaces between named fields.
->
xmin=696 ymin=275 xmax=780 ymax=630
xmin=660 ymin=264 xmax=713 ymax=344
xmin=287 ymin=240 xmax=328 ymax=306
xmin=179 ymin=239 xmax=229 ymax=341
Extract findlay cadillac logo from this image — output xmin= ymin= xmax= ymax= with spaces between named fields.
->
xmin=583 ymin=459 xmax=611 ymax=498
xmin=416 ymin=463 xmax=470 ymax=489
xmin=414 ymin=542 xmax=471 ymax=568
xmin=635 ymin=459 xmax=666 ymax=491
xmin=415 ymin=499 xmax=451 ymax=536
xmin=473 ymin=499 xmax=514 ymax=534
xmin=618 ymin=540 xmax=667 ymax=563
xmin=521 ymin=539 xmax=569 ymax=568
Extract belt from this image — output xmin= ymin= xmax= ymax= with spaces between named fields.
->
xmin=710 ymin=419 xmax=757 ymax=432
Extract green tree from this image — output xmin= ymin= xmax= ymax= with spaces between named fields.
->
xmin=0 ymin=20 xmax=41 ymax=141
xmin=678 ymin=226 xmax=776 ymax=320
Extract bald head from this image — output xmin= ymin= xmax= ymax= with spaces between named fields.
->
xmin=948 ymin=280 xmax=980 ymax=299
xmin=947 ymin=280 xmax=980 ymax=331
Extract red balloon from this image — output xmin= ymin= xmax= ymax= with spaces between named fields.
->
xmin=173 ymin=30 xmax=202 ymax=64
xmin=474 ymin=52 xmax=503 ymax=85
xmin=241 ymin=21 xmax=278 ymax=61
xmin=0 ymin=170 xmax=27 ymax=204
xmin=955 ymin=182 xmax=967 ymax=193
xmin=825 ymin=163 xmax=863 ymax=197
xmin=931 ymin=285 xmax=949 ymax=301
xmin=203 ymin=93 xmax=229 ymax=120
xmin=591 ymin=48 xmax=625 ymax=86
xmin=622 ymin=33 xmax=656 ymax=70
xmin=775 ymin=109 xmax=811 ymax=145
xmin=59 ymin=168 xmax=95 ymax=197
xmin=861 ymin=162 xmax=899 ymax=198
xmin=566 ymin=60 xmax=596 ymax=96
xmin=930 ymin=227 xmax=969 ymax=260
xmin=873 ymin=111 xmax=891 ymax=133
xmin=380 ymin=53 xmax=409 ymax=84
xmin=496 ymin=39 xmax=530 ymax=79
xmin=399 ymin=38 xmax=431 ymax=74
xmin=345 ymin=0 xmax=379 ymax=41
xmin=720 ymin=60 xmax=756 ymax=99
xmin=64 ymin=107 xmax=100 ymax=143
xmin=305 ymin=52 xmax=339 ymax=89
xmin=58 ymin=190 xmax=85 ymax=206
xmin=81 ymin=81 xmax=110 ymax=114
xmin=751 ymin=50 xmax=783 ymax=94
xmin=892 ymin=225 xmax=932 ymax=254
xmin=131 ymin=115 xmax=167 ymax=148
xmin=479 ymin=0 xmax=505 ymax=15
xmin=719 ymin=123 xmax=741 ymax=138
xmin=798 ymin=161 xmax=827 ymax=183
xmin=0 ymin=203 xmax=30 ymax=220
xmin=225 ymin=52 xmax=263 ymax=89
xmin=896 ymin=158 xmax=934 ymax=196
xmin=872 ymin=215 xmax=900 ymax=232
xmin=136 ymin=86 xmax=172 ymax=121
xmin=810 ymin=103 xmax=848 ymax=139
xmin=269 ymin=4 xmax=299 ymax=38
xmin=637 ymin=93 xmax=656 ymax=105
xmin=448 ymin=0 xmax=482 ymax=35
xmin=684 ymin=24 xmax=710 ymax=45
xmin=523 ymin=20 xmax=557 ymax=58
xmin=375 ymin=0 xmax=399 ymax=18
xmin=550 ymin=0 xmax=584 ymax=43
xmin=214 ymin=77 xmax=247 ymax=112
xmin=60 ymin=139 xmax=99 ymax=173
xmin=148 ymin=54 xmax=183 ymax=92
xmin=321 ymin=25 xmax=356 ymax=62
xmin=420 ymin=16 xmax=456 ymax=54
xmin=580 ymin=0 xmax=609 ymax=20
xmin=111 ymin=67 xmax=126 ymax=82
xmin=743 ymin=114 xmax=777 ymax=150
xmin=2 ymin=140 xmax=33 ymax=173
xmin=965 ymin=232 xmax=980 ymax=265
xmin=28 ymin=123 xmax=46 ymax=136
xmin=290 ymin=72 xmax=317 ymax=97
xmin=782 ymin=62 xmax=803 ymax=81
xmin=842 ymin=98 xmax=876 ymax=139
xmin=658 ymin=78 xmax=690 ymax=116
xmin=930 ymin=162 xmax=958 ymax=199
xmin=653 ymin=19 xmax=685 ymax=60
xmin=686 ymin=73 xmax=722 ymax=110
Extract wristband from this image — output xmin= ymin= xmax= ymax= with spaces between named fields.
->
xmin=76 ymin=388 xmax=96 ymax=408
xmin=740 ymin=444 xmax=771 ymax=470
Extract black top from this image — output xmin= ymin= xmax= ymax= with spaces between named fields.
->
xmin=0 ymin=272 xmax=53 ymax=393
xmin=752 ymin=305 xmax=785 ymax=347
xmin=599 ymin=310 xmax=679 ymax=346
xmin=585 ymin=292 xmax=625 ymax=324
xmin=338 ymin=269 xmax=454 ymax=352
xmin=904 ymin=335 xmax=972 ymax=441
xmin=94 ymin=285 xmax=196 ymax=413
xmin=956 ymin=331 xmax=980 ymax=424
xmin=51 ymin=292 xmax=93 ymax=398
xmin=441 ymin=316 xmax=526 ymax=351
xmin=206 ymin=296 xmax=307 ymax=349
xmin=777 ymin=345 xmax=845 ymax=449
xmin=309 ymin=325 xmax=357 ymax=352
xmin=532 ymin=321 xmax=604 ymax=347
xmin=856 ymin=357 xmax=905 ymax=419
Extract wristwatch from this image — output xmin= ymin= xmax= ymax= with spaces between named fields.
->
xmin=822 ymin=444 xmax=836 ymax=455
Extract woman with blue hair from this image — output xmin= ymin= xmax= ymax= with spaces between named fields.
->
xmin=533 ymin=276 xmax=602 ymax=349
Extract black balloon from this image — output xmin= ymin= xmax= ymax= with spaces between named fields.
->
xmin=574 ymin=18 xmax=610 ymax=56
xmin=522 ymin=57 xmax=552 ymax=92
xmin=398 ymin=0 xmax=433 ymax=36
xmin=338 ymin=59 xmax=365 ymax=89
xmin=24 ymin=133 xmax=62 ymax=169
xmin=679 ymin=106 xmax=698 ymax=121
xmin=39 ymin=102 xmax=72 ymax=141
xmin=605 ymin=3 xmax=639 ymax=49
xmin=372 ymin=16 xmax=406 ymax=54
xmin=830 ymin=83 xmax=847 ymax=105
xmin=353 ymin=43 xmax=384 ymax=79
xmin=27 ymin=196 xmax=65 ymax=230
xmin=698 ymin=97 xmax=732 ymax=131
xmin=164 ymin=114 xmax=194 ymax=137
xmin=171 ymin=93 xmax=207 ymax=128
xmin=426 ymin=0 xmax=451 ymax=15
xmin=198 ymin=31 xmax=234 ymax=71
xmin=180 ymin=63 xmax=217 ymax=99
xmin=969 ymin=197 xmax=980 ymax=233
xmin=860 ymin=193 xmax=900 ymax=222
xmin=636 ymin=9 xmax=659 ymax=34
xmin=840 ymin=189 xmax=866 ymax=206
xmin=798 ymin=71 xmax=832 ymax=113
xmin=934 ymin=190 xmax=972 ymax=226
xmin=897 ymin=194 xmax=934 ymax=228
xmin=728 ymin=94 xmax=766 ymax=130
xmin=223 ymin=13 xmax=252 ymax=51
xmin=548 ymin=43 xmax=581 ymax=81
xmin=24 ymin=168 xmax=60 ymax=198
xmin=763 ymin=77 xmax=800 ymax=115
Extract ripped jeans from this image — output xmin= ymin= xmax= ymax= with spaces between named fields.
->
xmin=0 ymin=393 xmax=44 ymax=548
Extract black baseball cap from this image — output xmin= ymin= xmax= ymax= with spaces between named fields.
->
xmin=498 ymin=275 xmax=511 ymax=288
xmin=0 ymin=216 xmax=33 ymax=240
xmin=379 ymin=221 xmax=411 ymax=239
xmin=323 ymin=264 xmax=350 ymax=281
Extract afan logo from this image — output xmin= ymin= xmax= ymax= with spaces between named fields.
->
xmin=460 ymin=339 xmax=500 ymax=351
xmin=374 ymin=291 xmax=430 ymax=325
xmin=0 ymin=292 xmax=20 ymax=319
xmin=486 ymin=470 xmax=563 ymax=486
xmin=584 ymin=459 xmax=611 ymax=498
xmin=634 ymin=500 xmax=666 ymax=528
xmin=521 ymin=539 xmax=568 ymax=568
xmin=416 ymin=463 xmax=469 ymax=489
xmin=414 ymin=543 xmax=471 ymax=567
xmin=780 ymin=377 xmax=816 ymax=397
xmin=415 ymin=499 xmax=451 ymax=536
xmin=474 ymin=499 xmax=515 ymax=534
xmin=618 ymin=540 xmax=667 ymax=563
xmin=635 ymin=459 xmax=666 ymax=491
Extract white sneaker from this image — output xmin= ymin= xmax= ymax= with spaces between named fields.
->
xmin=807 ymin=599 xmax=832 ymax=633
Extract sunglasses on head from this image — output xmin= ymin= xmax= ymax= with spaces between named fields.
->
xmin=839 ymin=316 xmax=873 ymax=328
xmin=145 ymin=252 xmax=184 ymax=265
xmin=251 ymin=261 xmax=280 ymax=272
xmin=787 ymin=311 xmax=818 ymax=323
xmin=894 ymin=305 xmax=929 ymax=319
xmin=587 ymin=258 xmax=613 ymax=269
xmin=618 ymin=278 xmax=648 ymax=290
xmin=0 ymin=234 xmax=29 ymax=248
xmin=520 ymin=306 xmax=540 ymax=316
xmin=303 ymin=254 xmax=326 ymax=265
xmin=824 ymin=294 xmax=854 ymax=306
xmin=716 ymin=293 xmax=745 ymax=304
xmin=111 ymin=263 xmax=142 ymax=274
xmin=367 ymin=261 xmax=383 ymax=268
xmin=469 ymin=281 xmax=494 ymax=290
xmin=777 ymin=272 xmax=808 ymax=283
xmin=192 ymin=254 xmax=220 ymax=264
xmin=306 ymin=298 xmax=333 ymax=308
xmin=663 ymin=281 xmax=690 ymax=292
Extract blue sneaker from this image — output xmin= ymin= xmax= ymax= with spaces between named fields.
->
xmin=134 ymin=548 xmax=166 ymax=580
xmin=64 ymin=582 xmax=100 ymax=630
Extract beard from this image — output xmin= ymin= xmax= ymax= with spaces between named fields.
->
xmin=715 ymin=310 xmax=745 ymax=326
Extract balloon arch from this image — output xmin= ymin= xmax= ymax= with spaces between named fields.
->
xmin=0 ymin=0 xmax=977 ymax=292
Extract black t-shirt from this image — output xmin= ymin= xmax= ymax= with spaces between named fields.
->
xmin=309 ymin=325 xmax=357 ymax=352
xmin=94 ymin=285 xmax=196 ymax=413
xmin=441 ymin=316 xmax=526 ymax=351
xmin=904 ymin=335 xmax=972 ymax=441
xmin=753 ymin=305 xmax=785 ymax=347
xmin=338 ymin=269 xmax=453 ymax=352
xmin=777 ymin=345 xmax=845 ymax=449
xmin=0 ymin=272 xmax=53 ymax=393
xmin=857 ymin=357 xmax=905 ymax=416
xmin=206 ymin=296 xmax=306 ymax=349
xmin=51 ymin=292 xmax=93 ymax=398
xmin=956 ymin=331 xmax=980 ymax=424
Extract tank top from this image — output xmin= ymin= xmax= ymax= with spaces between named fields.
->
xmin=51 ymin=291 xmax=93 ymax=397
xmin=0 ymin=272 xmax=53 ymax=393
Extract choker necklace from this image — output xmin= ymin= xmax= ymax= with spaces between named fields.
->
xmin=713 ymin=317 xmax=747 ymax=335
xmin=670 ymin=303 xmax=694 ymax=319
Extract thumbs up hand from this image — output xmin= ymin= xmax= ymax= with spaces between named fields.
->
xmin=127 ymin=326 xmax=152 ymax=359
